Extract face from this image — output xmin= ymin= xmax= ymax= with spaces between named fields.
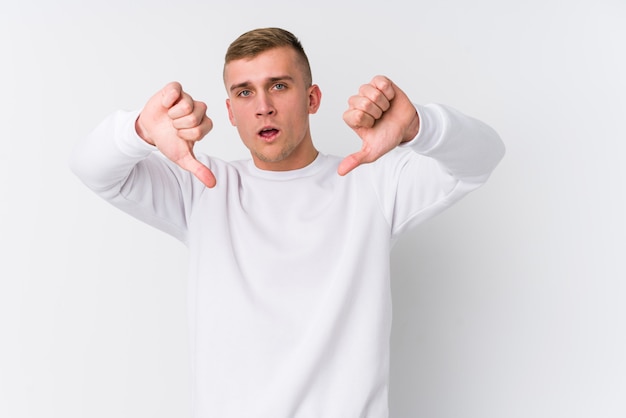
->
xmin=225 ymin=46 xmax=322 ymax=171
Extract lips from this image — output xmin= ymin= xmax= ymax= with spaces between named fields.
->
xmin=258 ymin=127 xmax=279 ymax=142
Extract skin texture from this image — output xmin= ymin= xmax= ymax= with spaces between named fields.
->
xmin=135 ymin=46 xmax=420 ymax=187
xmin=340 ymin=75 xmax=421 ymax=175
xmin=224 ymin=46 xmax=321 ymax=172
xmin=135 ymin=82 xmax=216 ymax=187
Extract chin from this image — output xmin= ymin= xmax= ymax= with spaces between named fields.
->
xmin=256 ymin=146 xmax=294 ymax=163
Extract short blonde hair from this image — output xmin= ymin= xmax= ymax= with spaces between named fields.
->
xmin=224 ymin=27 xmax=313 ymax=87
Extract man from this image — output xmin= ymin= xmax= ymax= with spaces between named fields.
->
xmin=71 ymin=27 xmax=505 ymax=417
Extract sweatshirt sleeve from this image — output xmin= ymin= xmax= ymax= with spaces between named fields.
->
xmin=69 ymin=110 xmax=200 ymax=244
xmin=368 ymin=103 xmax=506 ymax=240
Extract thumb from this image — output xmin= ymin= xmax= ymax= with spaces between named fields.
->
xmin=337 ymin=149 xmax=369 ymax=176
xmin=177 ymin=153 xmax=217 ymax=188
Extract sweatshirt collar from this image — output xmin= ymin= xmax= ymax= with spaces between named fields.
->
xmin=245 ymin=153 xmax=327 ymax=181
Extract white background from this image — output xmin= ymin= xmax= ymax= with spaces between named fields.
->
xmin=1 ymin=0 xmax=625 ymax=417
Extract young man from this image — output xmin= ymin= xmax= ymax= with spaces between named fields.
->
xmin=71 ymin=27 xmax=505 ymax=418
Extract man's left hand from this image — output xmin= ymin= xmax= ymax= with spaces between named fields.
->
xmin=338 ymin=75 xmax=420 ymax=176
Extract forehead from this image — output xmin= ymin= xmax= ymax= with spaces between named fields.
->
xmin=224 ymin=47 xmax=305 ymax=87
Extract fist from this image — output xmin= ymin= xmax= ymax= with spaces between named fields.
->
xmin=338 ymin=76 xmax=420 ymax=176
xmin=136 ymin=82 xmax=217 ymax=188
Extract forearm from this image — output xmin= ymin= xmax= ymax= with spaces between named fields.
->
xmin=370 ymin=103 xmax=505 ymax=238
xmin=69 ymin=110 xmax=154 ymax=195
xmin=403 ymin=103 xmax=505 ymax=184
xmin=69 ymin=110 xmax=193 ymax=242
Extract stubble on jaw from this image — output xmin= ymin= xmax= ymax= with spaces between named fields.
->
xmin=252 ymin=143 xmax=297 ymax=165
xmin=250 ymin=136 xmax=319 ymax=170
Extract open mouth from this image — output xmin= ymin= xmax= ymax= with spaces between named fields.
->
xmin=259 ymin=128 xmax=279 ymax=141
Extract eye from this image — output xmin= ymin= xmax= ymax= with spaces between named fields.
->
xmin=273 ymin=83 xmax=286 ymax=91
xmin=237 ymin=90 xmax=252 ymax=97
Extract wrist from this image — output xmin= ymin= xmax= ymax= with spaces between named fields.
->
xmin=401 ymin=111 xmax=420 ymax=143
xmin=135 ymin=115 xmax=155 ymax=146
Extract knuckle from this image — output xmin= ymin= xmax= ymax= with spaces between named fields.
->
xmin=355 ymin=111 xmax=373 ymax=127
xmin=188 ymin=111 xmax=204 ymax=127
xmin=196 ymin=101 xmax=208 ymax=113
xmin=179 ymin=100 xmax=193 ymax=114
xmin=188 ymin=114 xmax=200 ymax=126
xmin=373 ymin=74 xmax=390 ymax=86
xmin=343 ymin=110 xmax=360 ymax=128
xmin=189 ymin=126 xmax=203 ymax=139
xmin=179 ymin=126 xmax=202 ymax=141
xmin=353 ymin=96 xmax=368 ymax=111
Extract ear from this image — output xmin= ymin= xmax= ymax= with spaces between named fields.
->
xmin=308 ymin=84 xmax=322 ymax=114
xmin=226 ymin=98 xmax=236 ymax=126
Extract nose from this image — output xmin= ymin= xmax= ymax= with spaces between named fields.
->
xmin=255 ymin=92 xmax=275 ymax=116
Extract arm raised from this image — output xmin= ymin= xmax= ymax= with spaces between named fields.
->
xmin=136 ymin=82 xmax=216 ymax=188
xmin=338 ymin=75 xmax=420 ymax=176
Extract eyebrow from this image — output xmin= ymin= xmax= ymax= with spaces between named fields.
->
xmin=229 ymin=75 xmax=295 ymax=93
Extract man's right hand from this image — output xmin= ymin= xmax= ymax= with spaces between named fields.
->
xmin=136 ymin=82 xmax=217 ymax=188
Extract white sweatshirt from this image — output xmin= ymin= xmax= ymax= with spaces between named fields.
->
xmin=70 ymin=103 xmax=504 ymax=418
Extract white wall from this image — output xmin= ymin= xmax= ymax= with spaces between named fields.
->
xmin=1 ymin=0 xmax=625 ymax=417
